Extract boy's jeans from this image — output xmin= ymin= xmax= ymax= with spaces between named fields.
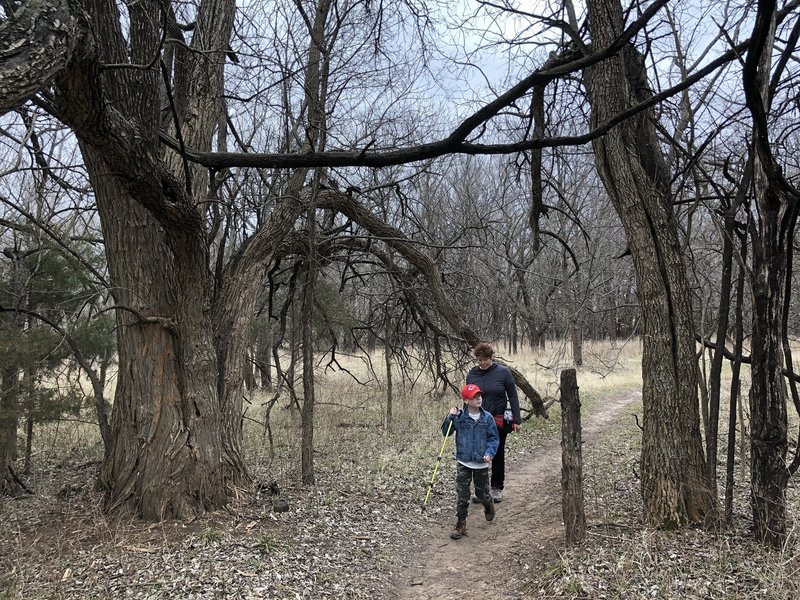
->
xmin=455 ymin=463 xmax=492 ymax=519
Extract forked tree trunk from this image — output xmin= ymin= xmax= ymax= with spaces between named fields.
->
xmin=585 ymin=0 xmax=712 ymax=526
xmin=87 ymin=147 xmax=303 ymax=518
xmin=744 ymin=1 xmax=794 ymax=547
xmin=46 ymin=0 xmax=308 ymax=519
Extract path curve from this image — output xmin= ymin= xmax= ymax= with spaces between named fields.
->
xmin=392 ymin=389 xmax=642 ymax=599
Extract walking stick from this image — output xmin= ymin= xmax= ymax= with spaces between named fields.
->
xmin=422 ymin=416 xmax=454 ymax=510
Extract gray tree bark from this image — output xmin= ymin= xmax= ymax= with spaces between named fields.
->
xmin=584 ymin=0 xmax=712 ymax=527
xmin=743 ymin=0 xmax=796 ymax=547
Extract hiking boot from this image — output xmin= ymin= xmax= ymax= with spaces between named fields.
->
xmin=491 ymin=488 xmax=503 ymax=503
xmin=450 ymin=519 xmax=467 ymax=539
xmin=484 ymin=501 xmax=496 ymax=522
xmin=471 ymin=495 xmax=481 ymax=504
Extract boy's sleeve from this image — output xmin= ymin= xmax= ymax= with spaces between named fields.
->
xmin=441 ymin=414 xmax=457 ymax=437
xmin=485 ymin=415 xmax=499 ymax=457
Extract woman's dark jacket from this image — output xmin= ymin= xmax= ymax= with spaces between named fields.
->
xmin=466 ymin=362 xmax=521 ymax=424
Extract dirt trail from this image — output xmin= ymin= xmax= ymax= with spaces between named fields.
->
xmin=392 ymin=389 xmax=642 ymax=600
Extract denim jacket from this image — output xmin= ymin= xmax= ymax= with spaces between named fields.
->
xmin=441 ymin=408 xmax=499 ymax=463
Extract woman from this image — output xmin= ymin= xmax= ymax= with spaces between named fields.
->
xmin=465 ymin=342 xmax=521 ymax=502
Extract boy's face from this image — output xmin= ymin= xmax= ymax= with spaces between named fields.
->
xmin=465 ymin=393 xmax=483 ymax=409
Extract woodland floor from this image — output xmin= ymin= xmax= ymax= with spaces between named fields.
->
xmin=2 ymin=386 xmax=799 ymax=599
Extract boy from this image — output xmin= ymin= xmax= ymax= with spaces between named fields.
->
xmin=441 ymin=383 xmax=500 ymax=539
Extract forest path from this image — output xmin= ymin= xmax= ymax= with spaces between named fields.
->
xmin=391 ymin=389 xmax=642 ymax=599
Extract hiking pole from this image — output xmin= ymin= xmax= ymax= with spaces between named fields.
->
xmin=422 ymin=416 xmax=454 ymax=510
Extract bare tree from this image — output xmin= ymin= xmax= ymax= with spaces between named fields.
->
xmin=742 ymin=0 xmax=800 ymax=547
xmin=6 ymin=0 xmax=798 ymax=534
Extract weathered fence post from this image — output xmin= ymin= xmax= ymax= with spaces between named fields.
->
xmin=561 ymin=368 xmax=586 ymax=545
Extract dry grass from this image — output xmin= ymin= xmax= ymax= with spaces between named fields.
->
xmin=2 ymin=338 xmax=799 ymax=599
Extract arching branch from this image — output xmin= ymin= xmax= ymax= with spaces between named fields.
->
xmin=316 ymin=189 xmax=548 ymax=418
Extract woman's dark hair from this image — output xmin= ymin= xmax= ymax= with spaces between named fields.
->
xmin=473 ymin=342 xmax=494 ymax=359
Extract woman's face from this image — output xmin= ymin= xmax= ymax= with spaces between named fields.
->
xmin=476 ymin=355 xmax=493 ymax=370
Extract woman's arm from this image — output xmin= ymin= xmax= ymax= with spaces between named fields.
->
xmin=504 ymin=367 xmax=522 ymax=427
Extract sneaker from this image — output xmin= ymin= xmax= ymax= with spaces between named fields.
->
xmin=450 ymin=519 xmax=467 ymax=540
xmin=484 ymin=501 xmax=495 ymax=522
xmin=491 ymin=488 xmax=503 ymax=503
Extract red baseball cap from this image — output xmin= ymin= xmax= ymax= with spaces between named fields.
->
xmin=461 ymin=384 xmax=482 ymax=400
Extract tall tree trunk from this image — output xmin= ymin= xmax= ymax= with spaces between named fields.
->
xmin=300 ymin=262 xmax=316 ymax=486
xmin=384 ymin=312 xmax=394 ymax=433
xmin=296 ymin=0 xmax=333 ymax=487
xmin=584 ymin=0 xmax=711 ymax=526
xmin=0 ymin=366 xmax=18 ymax=494
xmin=91 ymin=161 xmax=234 ymax=519
xmin=744 ymin=0 xmax=795 ymax=547
xmin=571 ymin=325 xmax=583 ymax=367
xmin=1 ymin=250 xmax=27 ymax=493
xmin=710 ymin=181 xmax=748 ymax=498
xmin=48 ymin=0 xmax=314 ymax=519
xmin=725 ymin=238 xmax=747 ymax=523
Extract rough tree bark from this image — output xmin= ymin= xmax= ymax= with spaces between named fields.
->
xmin=0 ymin=249 xmax=27 ymax=493
xmin=0 ymin=1 xmax=78 ymax=113
xmin=560 ymin=368 xmax=585 ymax=546
xmin=584 ymin=0 xmax=712 ymax=527
xmin=0 ymin=365 xmax=19 ymax=494
xmin=743 ymin=0 xmax=797 ymax=547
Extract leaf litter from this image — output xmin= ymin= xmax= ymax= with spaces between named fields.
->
xmin=1 ymin=388 xmax=798 ymax=599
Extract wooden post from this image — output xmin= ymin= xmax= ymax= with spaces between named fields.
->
xmin=561 ymin=368 xmax=586 ymax=546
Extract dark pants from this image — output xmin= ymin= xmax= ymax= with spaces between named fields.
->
xmin=491 ymin=428 xmax=508 ymax=490
xmin=455 ymin=463 xmax=492 ymax=519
